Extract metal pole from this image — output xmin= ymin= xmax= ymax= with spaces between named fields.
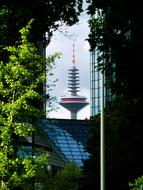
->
xmin=100 ymin=68 xmax=105 ymax=190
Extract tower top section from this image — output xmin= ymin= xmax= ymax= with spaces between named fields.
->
xmin=59 ymin=43 xmax=89 ymax=119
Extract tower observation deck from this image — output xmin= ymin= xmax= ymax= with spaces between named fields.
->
xmin=60 ymin=44 xmax=89 ymax=119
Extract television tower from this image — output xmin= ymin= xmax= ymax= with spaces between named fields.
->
xmin=60 ymin=44 xmax=89 ymax=119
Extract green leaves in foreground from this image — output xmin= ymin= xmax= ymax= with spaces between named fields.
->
xmin=129 ymin=176 xmax=143 ymax=190
xmin=0 ymin=20 xmax=61 ymax=189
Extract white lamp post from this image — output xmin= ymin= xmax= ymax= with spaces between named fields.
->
xmin=100 ymin=68 xmax=105 ymax=190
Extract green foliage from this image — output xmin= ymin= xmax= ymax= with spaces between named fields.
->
xmin=0 ymin=20 xmax=60 ymax=189
xmin=0 ymin=1 xmax=83 ymax=189
xmin=82 ymin=96 xmax=143 ymax=190
xmin=0 ymin=0 xmax=83 ymax=47
xmin=129 ymin=176 xmax=143 ymax=190
xmin=47 ymin=162 xmax=82 ymax=190
xmin=87 ymin=1 xmax=143 ymax=97
xmin=86 ymin=1 xmax=143 ymax=190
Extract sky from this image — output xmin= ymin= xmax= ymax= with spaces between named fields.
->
xmin=46 ymin=14 xmax=90 ymax=120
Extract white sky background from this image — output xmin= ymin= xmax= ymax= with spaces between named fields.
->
xmin=46 ymin=13 xmax=90 ymax=120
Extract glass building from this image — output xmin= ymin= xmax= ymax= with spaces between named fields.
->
xmin=38 ymin=119 xmax=90 ymax=167
xmin=90 ymin=50 xmax=101 ymax=116
xmin=18 ymin=118 xmax=90 ymax=189
xmin=90 ymin=49 xmax=114 ymax=116
xmin=19 ymin=118 xmax=90 ymax=171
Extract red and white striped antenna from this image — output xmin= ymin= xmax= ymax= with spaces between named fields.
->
xmin=72 ymin=43 xmax=75 ymax=64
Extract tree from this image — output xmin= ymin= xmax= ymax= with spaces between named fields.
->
xmin=81 ymin=95 xmax=143 ymax=190
xmin=87 ymin=0 xmax=143 ymax=99
xmin=129 ymin=176 xmax=143 ymax=190
xmin=0 ymin=0 xmax=83 ymax=48
xmin=85 ymin=1 xmax=143 ymax=189
xmin=46 ymin=162 xmax=83 ymax=190
xmin=80 ymin=115 xmax=100 ymax=190
xmin=0 ymin=1 xmax=84 ymax=113
xmin=0 ymin=20 xmax=60 ymax=190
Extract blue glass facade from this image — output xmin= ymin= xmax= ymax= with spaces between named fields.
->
xmin=90 ymin=50 xmax=101 ymax=116
xmin=38 ymin=119 xmax=90 ymax=167
xmin=90 ymin=50 xmax=114 ymax=116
